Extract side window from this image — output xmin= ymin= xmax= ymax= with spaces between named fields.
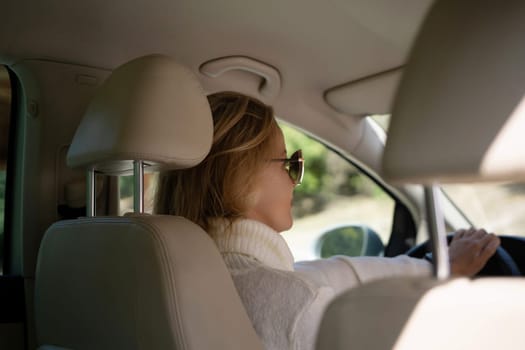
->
xmin=280 ymin=124 xmax=396 ymax=261
xmin=119 ymin=173 xmax=157 ymax=214
xmin=0 ymin=66 xmax=12 ymax=274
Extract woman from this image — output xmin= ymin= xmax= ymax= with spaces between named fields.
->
xmin=155 ymin=91 xmax=500 ymax=350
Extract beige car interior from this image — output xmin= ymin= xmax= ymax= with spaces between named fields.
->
xmin=34 ymin=55 xmax=263 ymax=350
xmin=317 ymin=1 xmax=525 ymax=349
xmin=0 ymin=0 xmax=524 ymax=348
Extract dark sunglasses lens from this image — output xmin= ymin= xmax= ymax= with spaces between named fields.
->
xmin=289 ymin=163 xmax=298 ymax=183
xmin=289 ymin=150 xmax=303 ymax=184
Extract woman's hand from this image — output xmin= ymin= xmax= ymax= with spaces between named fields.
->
xmin=448 ymin=228 xmax=500 ymax=276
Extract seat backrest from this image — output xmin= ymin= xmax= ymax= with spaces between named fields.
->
xmin=34 ymin=55 xmax=264 ymax=350
xmin=316 ymin=277 xmax=525 ymax=350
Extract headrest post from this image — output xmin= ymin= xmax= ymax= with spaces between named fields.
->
xmin=424 ymin=184 xmax=450 ymax=280
xmin=86 ymin=169 xmax=96 ymax=217
xmin=133 ymin=160 xmax=144 ymax=213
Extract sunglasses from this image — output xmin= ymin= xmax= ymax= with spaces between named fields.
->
xmin=271 ymin=149 xmax=304 ymax=185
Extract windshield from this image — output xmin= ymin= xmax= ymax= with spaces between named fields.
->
xmin=442 ymin=183 xmax=525 ymax=237
xmin=372 ymin=114 xmax=525 ymax=237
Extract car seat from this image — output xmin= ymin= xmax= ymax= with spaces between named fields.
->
xmin=317 ymin=0 xmax=525 ymax=349
xmin=34 ymin=55 xmax=264 ymax=350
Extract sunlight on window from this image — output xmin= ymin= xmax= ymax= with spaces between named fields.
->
xmin=369 ymin=114 xmax=390 ymax=131
xmin=443 ymin=182 xmax=525 ymax=236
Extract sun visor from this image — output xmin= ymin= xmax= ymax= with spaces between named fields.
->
xmin=325 ymin=69 xmax=402 ymax=116
xmin=382 ymin=0 xmax=525 ymax=184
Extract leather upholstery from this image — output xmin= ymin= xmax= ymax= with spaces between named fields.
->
xmin=67 ymin=54 xmax=213 ymax=175
xmin=36 ymin=216 xmax=263 ymax=350
xmin=316 ymin=277 xmax=525 ymax=350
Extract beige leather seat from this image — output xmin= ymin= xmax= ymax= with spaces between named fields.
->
xmin=317 ymin=277 xmax=525 ymax=350
xmin=317 ymin=0 xmax=525 ymax=349
xmin=34 ymin=55 xmax=263 ymax=350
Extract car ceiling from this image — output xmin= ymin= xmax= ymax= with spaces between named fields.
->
xmin=0 ymin=0 xmax=434 ymax=167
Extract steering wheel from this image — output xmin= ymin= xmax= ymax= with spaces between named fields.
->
xmin=405 ymin=234 xmax=521 ymax=276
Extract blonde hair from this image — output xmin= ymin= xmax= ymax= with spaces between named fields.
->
xmin=154 ymin=91 xmax=280 ymax=230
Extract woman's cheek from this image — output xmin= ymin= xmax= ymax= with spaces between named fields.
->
xmin=244 ymin=188 xmax=261 ymax=211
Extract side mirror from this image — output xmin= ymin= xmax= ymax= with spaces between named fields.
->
xmin=317 ymin=225 xmax=384 ymax=258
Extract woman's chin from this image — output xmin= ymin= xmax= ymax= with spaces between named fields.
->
xmin=279 ymin=217 xmax=294 ymax=232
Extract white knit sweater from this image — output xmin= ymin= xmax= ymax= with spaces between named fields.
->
xmin=208 ymin=218 xmax=432 ymax=350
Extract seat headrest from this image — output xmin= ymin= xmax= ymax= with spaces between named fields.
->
xmin=67 ymin=55 xmax=213 ymax=175
xmin=383 ymin=0 xmax=525 ymax=184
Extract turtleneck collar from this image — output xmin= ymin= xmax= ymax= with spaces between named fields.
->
xmin=208 ymin=218 xmax=295 ymax=271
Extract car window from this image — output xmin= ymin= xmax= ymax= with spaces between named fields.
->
xmin=0 ymin=65 xmax=12 ymax=274
xmin=442 ymin=183 xmax=525 ymax=237
xmin=119 ymin=173 xmax=157 ymax=215
xmin=280 ymin=123 xmax=396 ymax=261
xmin=370 ymin=114 xmax=390 ymax=131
